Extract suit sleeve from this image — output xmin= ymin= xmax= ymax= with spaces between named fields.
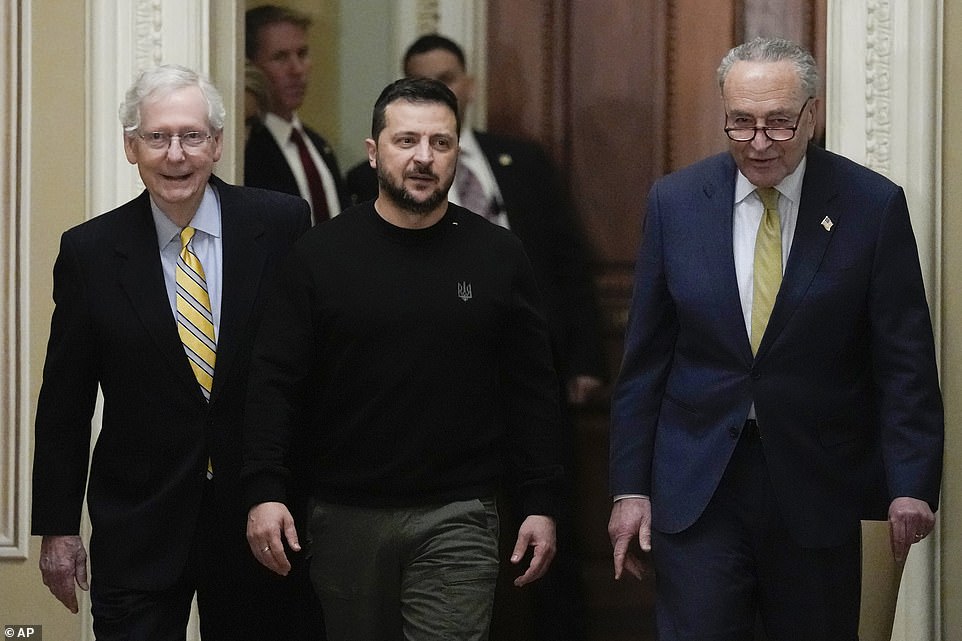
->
xmin=241 ymin=245 xmax=316 ymax=509
xmin=868 ymin=187 xmax=943 ymax=509
xmin=32 ymin=233 xmax=100 ymax=534
xmin=608 ymin=184 xmax=678 ymax=497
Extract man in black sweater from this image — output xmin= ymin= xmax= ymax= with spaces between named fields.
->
xmin=243 ymin=77 xmax=564 ymax=641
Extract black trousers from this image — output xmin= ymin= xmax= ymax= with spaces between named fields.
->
xmin=90 ymin=481 xmax=325 ymax=641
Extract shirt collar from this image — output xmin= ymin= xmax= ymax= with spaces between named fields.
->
xmin=263 ymin=111 xmax=305 ymax=145
xmin=458 ymin=127 xmax=480 ymax=157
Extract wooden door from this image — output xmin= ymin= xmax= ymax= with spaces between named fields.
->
xmin=485 ymin=2 xmax=825 ymax=639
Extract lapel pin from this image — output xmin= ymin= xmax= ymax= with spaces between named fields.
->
xmin=821 ymin=216 xmax=834 ymax=231
xmin=499 ymin=153 xmax=513 ymax=167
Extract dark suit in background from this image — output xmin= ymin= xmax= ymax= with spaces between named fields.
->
xmin=608 ymin=38 xmax=943 ymax=641
xmin=245 ymin=121 xmax=348 ymax=213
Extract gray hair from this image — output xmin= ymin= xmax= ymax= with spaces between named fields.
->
xmin=119 ymin=64 xmax=226 ymax=136
xmin=717 ymin=37 xmax=818 ymax=99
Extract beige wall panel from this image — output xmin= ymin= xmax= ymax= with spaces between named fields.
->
xmin=941 ymin=1 xmax=962 ymax=638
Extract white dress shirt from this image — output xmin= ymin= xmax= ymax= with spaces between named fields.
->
xmin=263 ymin=112 xmax=341 ymax=219
xmin=451 ymin=128 xmax=509 ymax=228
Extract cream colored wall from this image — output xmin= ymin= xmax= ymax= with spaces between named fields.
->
xmin=941 ymin=1 xmax=962 ymax=638
xmin=0 ymin=2 xmax=88 ymax=639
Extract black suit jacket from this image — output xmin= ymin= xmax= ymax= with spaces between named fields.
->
xmin=245 ymin=121 xmax=349 ymax=214
xmin=347 ymin=130 xmax=606 ymax=382
xmin=31 ymin=176 xmax=311 ymax=590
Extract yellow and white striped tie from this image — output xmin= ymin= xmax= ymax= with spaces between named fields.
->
xmin=176 ymin=226 xmax=216 ymax=399
xmin=750 ymin=187 xmax=782 ymax=355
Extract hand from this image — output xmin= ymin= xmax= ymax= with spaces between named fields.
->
xmin=888 ymin=496 xmax=936 ymax=563
xmin=566 ymin=375 xmax=604 ymax=406
xmin=247 ymin=501 xmax=301 ymax=576
xmin=608 ymin=496 xmax=651 ymax=581
xmin=510 ymin=515 xmax=556 ymax=587
xmin=39 ymin=535 xmax=89 ymax=613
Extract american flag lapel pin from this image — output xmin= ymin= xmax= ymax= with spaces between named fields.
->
xmin=821 ymin=216 xmax=834 ymax=231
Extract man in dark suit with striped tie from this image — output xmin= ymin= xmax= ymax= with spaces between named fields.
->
xmin=31 ymin=64 xmax=319 ymax=641
xmin=244 ymin=5 xmax=348 ymax=222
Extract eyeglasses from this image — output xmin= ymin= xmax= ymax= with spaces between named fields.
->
xmin=724 ymin=97 xmax=812 ymax=142
xmin=137 ymin=131 xmax=212 ymax=151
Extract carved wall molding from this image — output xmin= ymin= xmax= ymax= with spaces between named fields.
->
xmin=864 ymin=0 xmax=892 ymax=174
xmin=0 ymin=0 xmax=27 ymax=561
xmin=134 ymin=0 xmax=164 ymax=72
xmin=414 ymin=0 xmax=441 ymax=33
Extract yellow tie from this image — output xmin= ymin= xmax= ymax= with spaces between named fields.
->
xmin=176 ymin=227 xmax=217 ymax=399
xmin=751 ymin=188 xmax=781 ymax=355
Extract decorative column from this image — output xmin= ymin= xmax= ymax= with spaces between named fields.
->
xmin=827 ymin=2 xmax=942 ymax=640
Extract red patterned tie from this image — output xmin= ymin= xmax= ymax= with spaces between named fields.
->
xmin=290 ymin=128 xmax=331 ymax=223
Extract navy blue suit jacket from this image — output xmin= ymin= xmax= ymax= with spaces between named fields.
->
xmin=31 ymin=176 xmax=311 ymax=589
xmin=609 ymin=145 xmax=943 ymax=548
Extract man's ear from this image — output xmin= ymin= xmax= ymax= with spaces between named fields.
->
xmin=123 ymin=134 xmax=138 ymax=165
xmin=365 ymin=138 xmax=377 ymax=169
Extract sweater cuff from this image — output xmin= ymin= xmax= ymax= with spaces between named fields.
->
xmin=519 ymin=484 xmax=561 ymax=521
xmin=242 ymin=471 xmax=289 ymax=512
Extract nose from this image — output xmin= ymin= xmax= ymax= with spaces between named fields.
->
xmin=412 ymin=139 xmax=434 ymax=163
xmin=166 ymin=136 xmax=186 ymax=160
xmin=288 ymin=55 xmax=309 ymax=77
xmin=749 ymin=129 xmax=773 ymax=150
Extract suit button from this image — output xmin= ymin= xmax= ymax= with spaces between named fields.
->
xmin=750 ymin=371 xmax=761 ymax=380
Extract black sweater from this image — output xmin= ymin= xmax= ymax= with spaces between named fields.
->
xmin=243 ymin=201 xmax=563 ymax=518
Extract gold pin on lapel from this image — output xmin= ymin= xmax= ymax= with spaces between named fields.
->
xmin=499 ymin=153 xmax=513 ymax=167
xmin=821 ymin=216 xmax=834 ymax=231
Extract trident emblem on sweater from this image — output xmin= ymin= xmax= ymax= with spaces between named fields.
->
xmin=458 ymin=282 xmax=473 ymax=301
